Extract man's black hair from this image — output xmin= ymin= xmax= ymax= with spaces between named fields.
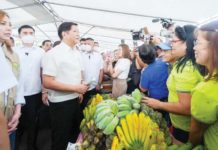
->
xmin=86 ymin=37 xmax=94 ymax=41
xmin=80 ymin=38 xmax=86 ymax=42
xmin=18 ymin=25 xmax=35 ymax=34
xmin=58 ymin=22 xmax=78 ymax=40
xmin=42 ymin=40 xmax=52 ymax=46
xmin=138 ymin=44 xmax=156 ymax=64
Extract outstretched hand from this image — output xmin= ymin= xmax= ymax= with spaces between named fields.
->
xmin=141 ymin=97 xmax=161 ymax=109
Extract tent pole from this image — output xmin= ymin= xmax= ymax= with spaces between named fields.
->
xmin=44 ymin=1 xmax=196 ymax=24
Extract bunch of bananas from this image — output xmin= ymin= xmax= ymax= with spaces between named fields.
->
xmin=117 ymin=95 xmax=141 ymax=118
xmin=116 ymin=88 xmax=143 ymax=119
xmin=80 ymin=118 xmax=107 ymax=150
xmin=90 ymin=94 xmax=103 ymax=106
xmin=94 ymin=100 xmax=119 ymax=135
xmin=112 ymin=112 xmax=167 ymax=150
xmin=80 ymin=105 xmax=96 ymax=130
xmin=80 ymin=104 xmax=107 ymax=149
xmin=131 ymin=88 xmax=142 ymax=103
xmin=141 ymin=104 xmax=172 ymax=145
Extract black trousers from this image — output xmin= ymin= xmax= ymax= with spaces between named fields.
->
xmin=158 ymin=98 xmax=171 ymax=127
xmin=49 ymin=98 xmax=81 ymax=150
xmin=172 ymin=126 xmax=189 ymax=143
xmin=80 ymin=88 xmax=97 ymax=110
xmin=15 ymin=93 xmax=42 ymax=150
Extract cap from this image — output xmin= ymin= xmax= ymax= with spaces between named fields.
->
xmin=157 ymin=42 xmax=171 ymax=50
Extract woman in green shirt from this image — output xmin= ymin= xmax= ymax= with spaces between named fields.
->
xmin=142 ymin=25 xmax=204 ymax=143
xmin=189 ymin=20 xmax=218 ymax=150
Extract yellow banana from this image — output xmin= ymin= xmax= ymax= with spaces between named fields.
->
xmin=116 ymin=126 xmax=130 ymax=148
xmin=159 ymin=142 xmax=167 ymax=150
xmin=126 ymin=114 xmax=134 ymax=142
xmin=141 ymin=115 xmax=151 ymax=143
xmin=120 ymin=119 xmax=131 ymax=145
xmin=138 ymin=112 xmax=145 ymax=142
xmin=157 ymin=131 xmax=165 ymax=144
xmin=144 ymin=128 xmax=153 ymax=150
xmin=111 ymin=136 xmax=119 ymax=150
xmin=150 ymin=144 xmax=157 ymax=150
xmin=132 ymin=112 xmax=139 ymax=142
xmin=148 ymin=130 xmax=158 ymax=149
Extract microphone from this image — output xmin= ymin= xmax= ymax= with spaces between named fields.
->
xmin=25 ymin=52 xmax=29 ymax=56
xmin=152 ymin=18 xmax=160 ymax=23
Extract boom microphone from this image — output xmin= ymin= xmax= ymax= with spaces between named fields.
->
xmin=152 ymin=18 xmax=160 ymax=23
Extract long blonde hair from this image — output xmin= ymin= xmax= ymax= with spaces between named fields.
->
xmin=0 ymin=10 xmax=9 ymax=21
xmin=0 ymin=10 xmax=13 ymax=53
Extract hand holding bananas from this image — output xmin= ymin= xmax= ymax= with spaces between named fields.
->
xmin=142 ymin=97 xmax=162 ymax=109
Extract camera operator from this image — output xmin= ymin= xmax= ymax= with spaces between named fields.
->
xmin=127 ymin=47 xmax=146 ymax=94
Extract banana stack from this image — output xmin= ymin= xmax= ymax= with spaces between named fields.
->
xmin=117 ymin=95 xmax=141 ymax=118
xmin=94 ymin=100 xmax=119 ymax=135
xmin=80 ymin=105 xmax=96 ymax=130
xmin=141 ymin=104 xmax=172 ymax=145
xmin=112 ymin=112 xmax=167 ymax=150
xmin=90 ymin=94 xmax=103 ymax=106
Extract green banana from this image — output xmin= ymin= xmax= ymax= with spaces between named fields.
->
xmin=118 ymin=104 xmax=132 ymax=111
xmin=95 ymin=109 xmax=112 ymax=123
xmin=85 ymin=108 xmax=90 ymax=121
xmin=103 ymin=116 xmax=119 ymax=135
xmin=95 ymin=106 xmax=110 ymax=115
xmin=80 ymin=119 xmax=86 ymax=129
xmin=97 ymin=114 xmax=114 ymax=129
xmin=192 ymin=145 xmax=204 ymax=150
xmin=132 ymin=103 xmax=141 ymax=110
xmin=128 ymin=97 xmax=138 ymax=105
xmin=110 ymin=101 xmax=118 ymax=114
xmin=96 ymin=102 xmax=108 ymax=107
xmin=168 ymin=145 xmax=179 ymax=150
xmin=117 ymin=98 xmax=132 ymax=106
xmin=177 ymin=142 xmax=192 ymax=150
xmin=117 ymin=110 xmax=130 ymax=118
xmin=130 ymin=109 xmax=139 ymax=114
xmin=131 ymin=88 xmax=142 ymax=103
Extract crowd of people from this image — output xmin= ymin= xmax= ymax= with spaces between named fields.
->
xmin=0 ymin=9 xmax=218 ymax=150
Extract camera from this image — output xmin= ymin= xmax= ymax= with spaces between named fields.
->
xmin=152 ymin=18 xmax=174 ymax=29
xmin=131 ymin=27 xmax=153 ymax=45
xmin=131 ymin=29 xmax=144 ymax=41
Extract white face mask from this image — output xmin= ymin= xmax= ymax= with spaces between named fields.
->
xmin=93 ymin=46 xmax=100 ymax=51
xmin=85 ymin=45 xmax=92 ymax=52
xmin=80 ymin=44 xmax=86 ymax=51
xmin=21 ymin=35 xmax=35 ymax=44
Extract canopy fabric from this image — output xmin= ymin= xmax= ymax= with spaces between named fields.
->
xmin=1 ymin=0 xmax=218 ymax=50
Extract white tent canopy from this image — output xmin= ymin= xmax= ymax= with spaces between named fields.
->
xmin=1 ymin=0 xmax=218 ymax=50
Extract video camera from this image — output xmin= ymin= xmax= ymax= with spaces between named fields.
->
xmin=131 ymin=27 xmax=153 ymax=46
xmin=152 ymin=18 xmax=174 ymax=30
xmin=131 ymin=29 xmax=144 ymax=41
xmin=131 ymin=18 xmax=174 ymax=46
xmin=152 ymin=18 xmax=174 ymax=40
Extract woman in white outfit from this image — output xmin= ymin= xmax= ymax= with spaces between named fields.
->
xmin=108 ymin=44 xmax=131 ymax=98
